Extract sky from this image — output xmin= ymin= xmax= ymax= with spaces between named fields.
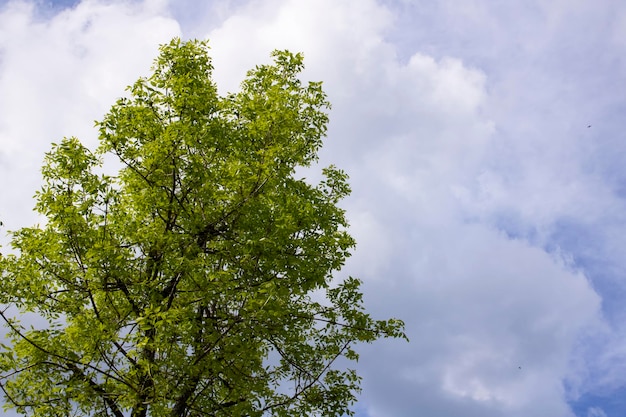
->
xmin=0 ymin=0 xmax=625 ymax=416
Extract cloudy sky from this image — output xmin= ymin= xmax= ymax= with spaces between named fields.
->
xmin=1 ymin=0 xmax=626 ymax=416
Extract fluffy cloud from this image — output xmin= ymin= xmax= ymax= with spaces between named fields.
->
xmin=0 ymin=0 xmax=180 ymax=230
xmin=359 ymin=222 xmax=600 ymax=417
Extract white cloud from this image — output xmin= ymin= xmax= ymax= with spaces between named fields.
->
xmin=205 ymin=0 xmax=394 ymax=94
xmin=0 ymin=0 xmax=180 ymax=230
xmin=358 ymin=222 xmax=600 ymax=417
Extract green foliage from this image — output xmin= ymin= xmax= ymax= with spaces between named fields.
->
xmin=0 ymin=38 xmax=405 ymax=417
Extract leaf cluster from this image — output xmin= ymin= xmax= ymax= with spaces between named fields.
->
xmin=0 ymin=38 xmax=405 ymax=417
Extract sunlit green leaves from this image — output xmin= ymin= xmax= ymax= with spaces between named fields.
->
xmin=0 ymin=38 xmax=405 ymax=417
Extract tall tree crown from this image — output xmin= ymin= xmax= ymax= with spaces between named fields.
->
xmin=0 ymin=38 xmax=405 ymax=417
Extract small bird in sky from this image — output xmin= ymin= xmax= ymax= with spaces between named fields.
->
xmin=587 ymin=125 xmax=592 ymax=128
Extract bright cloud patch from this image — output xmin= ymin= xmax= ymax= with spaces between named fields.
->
xmin=0 ymin=0 xmax=180 ymax=230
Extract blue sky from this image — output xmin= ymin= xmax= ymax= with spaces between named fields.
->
xmin=1 ymin=1 xmax=626 ymax=416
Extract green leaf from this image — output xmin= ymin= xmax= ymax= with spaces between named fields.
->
xmin=0 ymin=37 xmax=405 ymax=417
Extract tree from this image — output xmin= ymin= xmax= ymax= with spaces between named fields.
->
xmin=0 ymin=38 xmax=405 ymax=417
